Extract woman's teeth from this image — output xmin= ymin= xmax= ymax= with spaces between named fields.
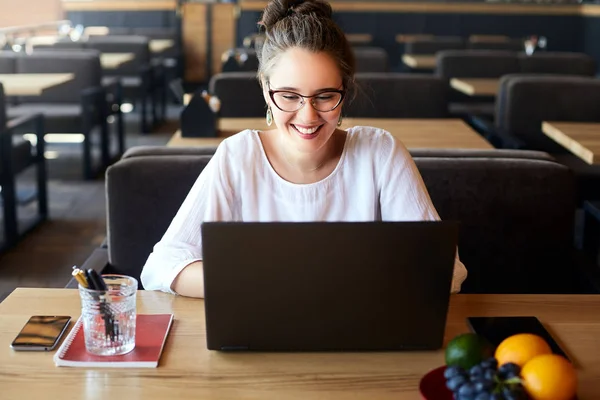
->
xmin=294 ymin=125 xmax=319 ymax=134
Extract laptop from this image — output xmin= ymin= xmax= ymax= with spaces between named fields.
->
xmin=201 ymin=221 xmax=458 ymax=351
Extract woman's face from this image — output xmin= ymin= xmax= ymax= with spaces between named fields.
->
xmin=263 ymin=48 xmax=344 ymax=156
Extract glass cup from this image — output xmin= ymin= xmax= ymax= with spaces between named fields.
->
xmin=78 ymin=274 xmax=138 ymax=355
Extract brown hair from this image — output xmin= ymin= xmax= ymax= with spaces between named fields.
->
xmin=257 ymin=0 xmax=355 ymax=99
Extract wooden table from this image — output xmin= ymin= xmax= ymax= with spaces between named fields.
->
xmin=1 ymin=288 xmax=600 ymax=399
xmin=100 ymin=53 xmax=135 ymax=69
xmin=345 ymin=33 xmax=373 ymax=44
xmin=542 ymin=121 xmax=600 ymax=165
xmin=396 ymin=34 xmax=435 ymax=43
xmin=468 ymin=34 xmax=511 ymax=43
xmin=402 ymin=54 xmax=436 ymax=70
xmin=168 ymin=118 xmax=493 ymax=150
xmin=0 ymin=73 xmax=75 ymax=96
xmin=150 ymin=39 xmax=175 ymax=53
xmin=450 ymin=78 xmax=499 ymax=96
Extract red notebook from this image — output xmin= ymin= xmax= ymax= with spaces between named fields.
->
xmin=53 ymin=314 xmax=174 ymax=368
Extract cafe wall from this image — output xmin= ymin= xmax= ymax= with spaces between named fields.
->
xmin=237 ymin=4 xmax=587 ymax=71
xmin=61 ymin=1 xmax=600 ymax=81
xmin=0 ymin=0 xmax=63 ymax=27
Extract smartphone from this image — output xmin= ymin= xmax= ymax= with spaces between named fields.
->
xmin=466 ymin=316 xmax=569 ymax=361
xmin=10 ymin=315 xmax=71 ymax=351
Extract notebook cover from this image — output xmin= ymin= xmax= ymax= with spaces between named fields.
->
xmin=53 ymin=314 xmax=174 ymax=368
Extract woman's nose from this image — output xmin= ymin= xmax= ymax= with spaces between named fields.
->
xmin=297 ymin=100 xmax=320 ymax=122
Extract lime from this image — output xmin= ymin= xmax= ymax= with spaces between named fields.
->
xmin=445 ymin=333 xmax=495 ymax=370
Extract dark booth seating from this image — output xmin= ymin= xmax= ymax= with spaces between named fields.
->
xmin=87 ymin=35 xmax=157 ymax=133
xmin=352 ymin=47 xmax=389 ymax=73
xmin=345 ymin=73 xmax=449 ymax=118
xmin=208 ymin=72 xmax=264 ymax=118
xmin=493 ymin=74 xmax=600 ymax=202
xmin=436 ymin=50 xmax=521 ymax=118
xmin=404 ymin=37 xmax=465 ymax=55
xmin=70 ymin=148 xmax=596 ymax=295
xmin=467 ymin=39 xmax=524 ymax=52
xmin=0 ymin=51 xmax=18 ymax=73
xmin=435 ymin=50 xmax=520 ymax=79
xmin=3 ymin=50 xmax=121 ymax=179
xmin=517 ymin=52 xmax=597 ymax=77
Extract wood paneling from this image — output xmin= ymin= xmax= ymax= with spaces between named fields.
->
xmin=211 ymin=3 xmax=236 ymax=76
xmin=239 ymin=1 xmax=600 ymax=16
xmin=0 ymin=0 xmax=63 ymax=28
xmin=183 ymin=3 xmax=208 ymax=83
xmin=62 ymin=1 xmax=175 ymax=11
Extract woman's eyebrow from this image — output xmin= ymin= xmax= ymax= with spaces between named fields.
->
xmin=272 ymin=86 xmax=342 ymax=92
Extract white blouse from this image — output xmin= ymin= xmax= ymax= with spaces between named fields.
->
xmin=141 ymin=126 xmax=468 ymax=293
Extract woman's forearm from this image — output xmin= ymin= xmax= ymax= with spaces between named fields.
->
xmin=171 ymin=261 xmax=205 ymax=298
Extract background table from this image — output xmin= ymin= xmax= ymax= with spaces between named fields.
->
xmin=168 ymin=118 xmax=493 ymax=150
xmin=100 ymin=53 xmax=135 ymax=69
xmin=542 ymin=121 xmax=600 ymax=165
xmin=450 ymin=78 xmax=499 ymax=96
xmin=0 ymin=73 xmax=74 ymax=96
xmin=150 ymin=39 xmax=174 ymax=53
xmin=402 ymin=54 xmax=436 ymax=70
xmin=345 ymin=33 xmax=372 ymax=44
xmin=1 ymin=288 xmax=599 ymax=399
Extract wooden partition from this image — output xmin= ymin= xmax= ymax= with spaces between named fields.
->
xmin=182 ymin=3 xmax=208 ymax=83
xmin=182 ymin=2 xmax=236 ymax=83
xmin=211 ymin=3 xmax=237 ymax=78
xmin=62 ymin=1 xmax=176 ymax=12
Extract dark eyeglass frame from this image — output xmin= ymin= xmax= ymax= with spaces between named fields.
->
xmin=268 ymin=85 xmax=346 ymax=113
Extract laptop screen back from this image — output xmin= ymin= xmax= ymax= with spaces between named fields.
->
xmin=202 ymin=221 xmax=458 ymax=351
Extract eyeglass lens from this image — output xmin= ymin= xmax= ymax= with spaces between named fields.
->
xmin=272 ymin=91 xmax=342 ymax=112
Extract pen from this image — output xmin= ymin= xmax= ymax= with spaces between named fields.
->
xmin=81 ymin=269 xmax=115 ymax=341
xmin=84 ymin=269 xmax=97 ymax=290
xmin=87 ymin=269 xmax=108 ymax=291
xmin=72 ymin=267 xmax=88 ymax=288
xmin=88 ymin=270 xmax=119 ymax=341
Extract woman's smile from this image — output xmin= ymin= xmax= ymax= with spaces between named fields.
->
xmin=291 ymin=123 xmax=324 ymax=139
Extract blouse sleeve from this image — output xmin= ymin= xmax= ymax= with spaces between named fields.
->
xmin=140 ymin=144 xmax=235 ymax=294
xmin=378 ymin=135 xmax=468 ymax=293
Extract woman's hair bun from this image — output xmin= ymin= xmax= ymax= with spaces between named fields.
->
xmin=260 ymin=0 xmax=333 ymax=32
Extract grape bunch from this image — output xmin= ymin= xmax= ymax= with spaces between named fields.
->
xmin=444 ymin=358 xmax=529 ymax=400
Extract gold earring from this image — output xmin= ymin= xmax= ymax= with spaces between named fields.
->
xmin=266 ymin=107 xmax=273 ymax=126
xmin=337 ymin=114 xmax=343 ymax=127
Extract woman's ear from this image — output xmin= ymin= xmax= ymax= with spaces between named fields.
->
xmin=260 ymin=76 xmax=271 ymax=106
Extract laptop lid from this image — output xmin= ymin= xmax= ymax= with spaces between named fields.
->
xmin=202 ymin=221 xmax=458 ymax=351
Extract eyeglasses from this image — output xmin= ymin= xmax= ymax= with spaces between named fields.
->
xmin=268 ymin=85 xmax=345 ymax=113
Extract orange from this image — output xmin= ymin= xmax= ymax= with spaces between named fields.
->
xmin=521 ymin=354 xmax=577 ymax=400
xmin=494 ymin=333 xmax=552 ymax=367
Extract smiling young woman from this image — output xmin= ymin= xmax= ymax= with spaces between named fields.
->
xmin=259 ymin=48 xmax=347 ymax=183
xmin=140 ymin=0 xmax=467 ymax=298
